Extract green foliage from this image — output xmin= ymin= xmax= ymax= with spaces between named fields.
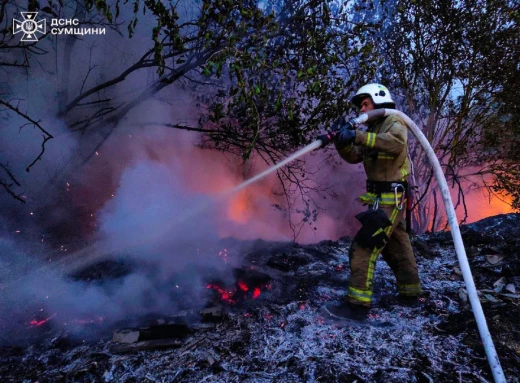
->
xmin=193 ymin=0 xmax=380 ymax=159
xmin=379 ymin=0 xmax=520 ymax=229
xmin=10 ymin=0 xmax=518 ymax=222
xmin=84 ymin=0 xmax=113 ymax=22
xmin=80 ymin=0 xmax=378 ymax=165
xmin=88 ymin=1 xmax=379 ymax=227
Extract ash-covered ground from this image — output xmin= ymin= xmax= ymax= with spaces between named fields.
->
xmin=1 ymin=213 xmax=519 ymax=383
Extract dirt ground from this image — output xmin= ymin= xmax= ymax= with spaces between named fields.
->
xmin=0 ymin=214 xmax=519 ymax=382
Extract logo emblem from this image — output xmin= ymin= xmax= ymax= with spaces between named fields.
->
xmin=13 ymin=12 xmax=46 ymax=42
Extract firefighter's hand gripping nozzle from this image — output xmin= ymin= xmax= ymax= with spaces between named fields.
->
xmin=317 ymin=116 xmax=360 ymax=148
xmin=317 ymin=132 xmax=336 ymax=148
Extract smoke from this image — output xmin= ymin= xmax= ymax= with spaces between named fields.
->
xmin=1 ymin=0 xmax=364 ymax=243
xmin=97 ymin=158 xmax=226 ymax=265
xmin=2 ymin=0 xmax=515 ymax=348
xmin=0 ymin=154 xmax=233 ymax=345
xmin=0 ymin=113 xmax=359 ymax=345
xmin=0 ymin=237 xmax=221 ymax=345
xmin=84 ymin=120 xmax=365 ymax=245
xmin=0 ymin=0 xmax=358 ymax=346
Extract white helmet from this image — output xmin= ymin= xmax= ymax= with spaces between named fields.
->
xmin=351 ymin=83 xmax=395 ymax=108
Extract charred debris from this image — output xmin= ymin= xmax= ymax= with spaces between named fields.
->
xmin=1 ymin=213 xmax=519 ymax=382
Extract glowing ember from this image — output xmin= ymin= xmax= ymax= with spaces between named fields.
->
xmin=217 ymin=249 xmax=229 ymax=263
xmin=206 ymin=279 xmax=272 ymax=304
xmin=29 ymin=319 xmax=46 ymax=327
xmin=206 ymin=283 xmax=236 ymax=304
xmin=29 ymin=313 xmax=57 ymax=327
xmin=238 ymin=281 xmax=249 ymax=291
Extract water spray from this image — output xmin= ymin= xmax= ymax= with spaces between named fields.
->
xmin=220 ymin=140 xmax=323 ymax=197
xmin=6 ymin=142 xmax=326 ymax=280
xmin=8 ymin=109 xmax=506 ymax=383
xmin=208 ymin=109 xmax=506 ymax=382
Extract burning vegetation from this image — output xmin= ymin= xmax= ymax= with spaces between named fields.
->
xmin=1 ymin=214 xmax=519 ymax=382
xmin=1 ymin=2 xmax=518 ymax=382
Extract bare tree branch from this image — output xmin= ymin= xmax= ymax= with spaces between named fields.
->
xmin=0 ymin=99 xmax=53 ymax=173
xmin=0 ymin=164 xmax=25 ymax=204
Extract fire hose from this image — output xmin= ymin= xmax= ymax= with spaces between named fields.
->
xmin=224 ymin=109 xmax=505 ymax=382
xmin=52 ymin=110 xmax=505 ymax=382
xmin=6 ymin=107 xmax=504 ymax=382
xmin=327 ymin=109 xmax=505 ymax=383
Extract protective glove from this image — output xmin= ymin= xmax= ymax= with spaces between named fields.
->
xmin=334 ymin=127 xmax=356 ymax=146
xmin=332 ymin=117 xmax=357 ymax=132
xmin=317 ymin=133 xmax=335 ymax=148
xmin=331 ymin=116 xmax=346 ymax=131
xmin=317 ymin=116 xmax=358 ymax=148
xmin=344 ymin=118 xmax=358 ymax=130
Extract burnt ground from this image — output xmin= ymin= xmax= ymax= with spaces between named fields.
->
xmin=1 ymin=213 xmax=519 ymax=383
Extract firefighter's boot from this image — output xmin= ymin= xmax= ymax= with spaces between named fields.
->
xmin=378 ymin=294 xmax=421 ymax=308
xmin=398 ymin=294 xmax=420 ymax=307
xmin=324 ymin=301 xmax=369 ymax=322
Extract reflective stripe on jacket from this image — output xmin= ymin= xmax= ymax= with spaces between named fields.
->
xmin=334 ymin=114 xmax=411 ymax=205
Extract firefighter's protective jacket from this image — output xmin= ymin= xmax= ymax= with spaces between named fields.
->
xmin=334 ymin=115 xmax=411 ymax=206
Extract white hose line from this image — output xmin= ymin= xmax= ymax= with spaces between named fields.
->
xmin=353 ymin=109 xmax=506 ymax=383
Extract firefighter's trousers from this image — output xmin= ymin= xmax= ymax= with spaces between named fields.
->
xmin=346 ymin=205 xmax=421 ymax=307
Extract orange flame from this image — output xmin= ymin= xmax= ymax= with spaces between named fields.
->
xmin=458 ymin=190 xmax=514 ymax=224
xmin=228 ymin=191 xmax=252 ymax=223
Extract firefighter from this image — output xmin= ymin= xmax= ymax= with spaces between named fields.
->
xmin=320 ymin=83 xmax=422 ymax=321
